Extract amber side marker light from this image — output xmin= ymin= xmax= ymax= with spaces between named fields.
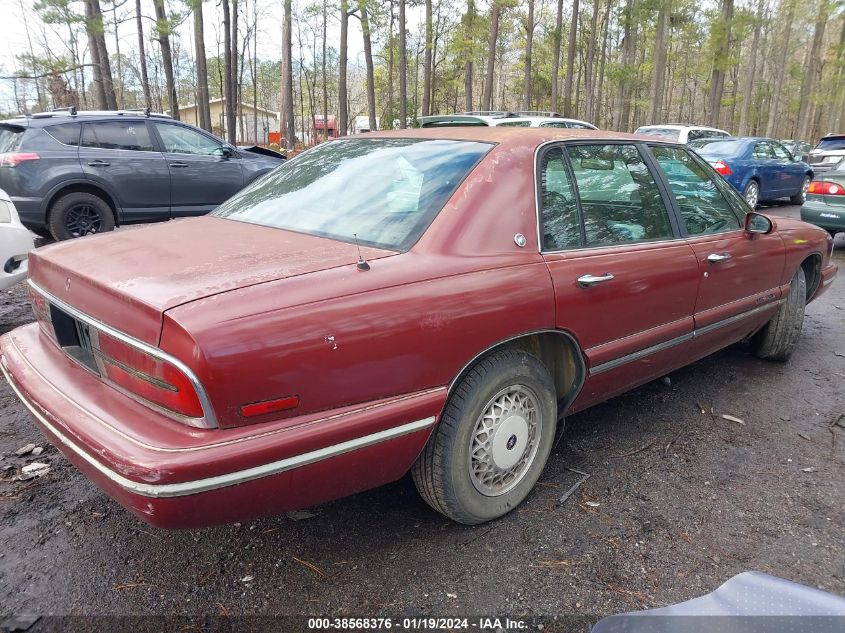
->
xmin=808 ymin=181 xmax=845 ymax=195
xmin=240 ymin=395 xmax=300 ymax=418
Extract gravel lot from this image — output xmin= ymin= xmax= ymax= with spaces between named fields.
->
xmin=1 ymin=205 xmax=843 ymax=631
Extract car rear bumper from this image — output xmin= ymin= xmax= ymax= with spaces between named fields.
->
xmin=1 ymin=324 xmax=444 ymax=528
xmin=801 ymin=201 xmax=845 ymax=233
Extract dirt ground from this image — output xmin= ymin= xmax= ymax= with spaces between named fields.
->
xmin=1 ymin=205 xmax=843 ymax=631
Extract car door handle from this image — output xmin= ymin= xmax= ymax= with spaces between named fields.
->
xmin=707 ymin=253 xmax=732 ymax=263
xmin=87 ymin=160 xmax=110 ymax=167
xmin=577 ymin=273 xmax=615 ymax=287
xmin=170 ymin=162 xmax=188 ymax=168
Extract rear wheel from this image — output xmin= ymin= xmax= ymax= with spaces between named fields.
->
xmin=790 ymin=176 xmax=811 ymax=205
xmin=48 ymin=192 xmax=115 ymax=241
xmin=743 ymin=180 xmax=760 ymax=209
xmin=752 ymin=266 xmax=806 ymax=361
xmin=412 ymin=350 xmax=557 ymax=524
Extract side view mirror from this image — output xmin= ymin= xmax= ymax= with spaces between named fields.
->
xmin=213 ymin=146 xmax=234 ymax=159
xmin=745 ymin=211 xmax=773 ymax=235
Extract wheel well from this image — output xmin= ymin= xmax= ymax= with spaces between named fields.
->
xmin=46 ymin=184 xmax=119 ymax=226
xmin=450 ymin=331 xmax=586 ymax=415
xmin=801 ymin=255 xmax=822 ymax=300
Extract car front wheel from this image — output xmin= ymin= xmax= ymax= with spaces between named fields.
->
xmin=412 ymin=349 xmax=557 ymax=524
xmin=744 ymin=180 xmax=760 ymax=209
xmin=752 ymin=266 xmax=806 ymax=361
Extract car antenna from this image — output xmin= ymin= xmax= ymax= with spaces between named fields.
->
xmin=354 ymin=234 xmax=370 ymax=271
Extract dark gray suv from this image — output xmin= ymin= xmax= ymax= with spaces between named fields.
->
xmin=0 ymin=109 xmax=286 ymax=240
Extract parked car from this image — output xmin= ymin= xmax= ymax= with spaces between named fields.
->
xmin=801 ymin=158 xmax=845 ymax=238
xmin=780 ymin=139 xmax=813 ymax=162
xmin=807 ymin=133 xmax=845 ymax=174
xmin=419 ymin=112 xmax=598 ymax=129
xmin=0 ymin=128 xmax=836 ymax=528
xmin=0 ymin=108 xmax=286 ymax=241
xmin=634 ymin=124 xmax=731 ymax=144
xmin=690 ymin=137 xmax=813 ymax=208
xmin=0 ymin=189 xmax=34 ymax=290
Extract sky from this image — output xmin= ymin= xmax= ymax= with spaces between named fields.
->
xmin=0 ymin=0 xmax=428 ymax=112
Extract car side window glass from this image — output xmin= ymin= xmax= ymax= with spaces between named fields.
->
xmin=540 ymin=122 xmax=568 ymax=128
xmin=753 ymin=142 xmax=775 ymax=159
xmin=687 ymin=129 xmax=704 ymax=141
xmin=567 ymin=123 xmax=592 ymax=129
xmin=155 ymin=123 xmax=222 ymax=155
xmin=46 ymin=123 xmax=81 ymax=146
xmin=650 ymin=145 xmax=742 ymax=235
xmin=770 ymin=142 xmax=790 ymax=161
xmin=539 ymin=147 xmax=581 ymax=250
xmin=81 ymin=121 xmax=155 ymax=152
xmin=566 ymin=144 xmax=674 ymax=246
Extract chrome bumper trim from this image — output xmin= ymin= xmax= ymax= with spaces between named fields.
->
xmin=2 ymin=360 xmax=435 ymax=499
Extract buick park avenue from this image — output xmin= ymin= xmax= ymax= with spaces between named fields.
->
xmin=0 ymin=128 xmax=837 ymax=528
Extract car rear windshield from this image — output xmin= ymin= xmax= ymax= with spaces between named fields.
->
xmin=0 ymin=124 xmax=25 ymax=153
xmin=213 ymin=138 xmax=491 ymax=251
xmin=691 ymin=140 xmax=746 ymax=157
xmin=815 ymin=136 xmax=845 ymax=151
xmin=635 ymin=127 xmax=681 ymax=141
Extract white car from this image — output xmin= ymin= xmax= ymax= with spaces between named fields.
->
xmin=634 ymin=124 xmax=731 ymax=144
xmin=419 ymin=112 xmax=598 ymax=130
xmin=0 ymin=189 xmax=34 ymax=290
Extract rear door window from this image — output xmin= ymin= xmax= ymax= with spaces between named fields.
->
xmin=566 ymin=143 xmax=674 ymax=246
xmin=649 ymin=145 xmax=743 ymax=235
xmin=81 ymin=121 xmax=155 ymax=151
xmin=45 ymin=122 xmax=81 ymax=146
xmin=539 ymin=147 xmax=581 ymax=250
xmin=753 ymin=142 xmax=775 ymax=159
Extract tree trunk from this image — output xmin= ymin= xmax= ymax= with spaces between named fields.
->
xmin=737 ymin=0 xmax=763 ymax=135
xmin=92 ymin=0 xmax=117 ymax=109
xmin=764 ymin=0 xmax=794 ymax=137
xmin=387 ymin=1 xmax=394 ymax=128
xmin=481 ymin=2 xmax=500 ymax=111
xmin=522 ymin=0 xmax=534 ymax=110
xmin=359 ymin=0 xmax=377 ymax=131
xmin=322 ymin=0 xmax=328 ymax=137
xmin=706 ymin=0 xmax=733 ymax=128
xmin=563 ymin=0 xmax=580 ymax=117
xmin=339 ymin=0 xmax=349 ymax=135
xmin=84 ymin=0 xmax=110 ymax=109
xmin=222 ymin=0 xmax=233 ymax=138
xmin=399 ymin=0 xmax=407 ymax=127
xmin=648 ymin=0 xmax=669 ymax=124
xmin=796 ymin=0 xmax=830 ymax=141
xmin=584 ymin=0 xmax=600 ymax=120
xmin=135 ymin=0 xmax=152 ymax=110
xmin=153 ymin=0 xmax=178 ymax=119
xmin=595 ymin=0 xmax=612 ymax=126
xmin=463 ymin=0 xmax=475 ymax=111
xmin=194 ymin=0 xmax=211 ymax=131
xmin=550 ymin=0 xmax=564 ymax=112
xmin=422 ymin=0 xmax=432 ymax=117
xmin=228 ymin=0 xmax=239 ymax=140
xmin=281 ymin=0 xmax=295 ymax=147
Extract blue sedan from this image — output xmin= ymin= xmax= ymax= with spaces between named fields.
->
xmin=690 ymin=137 xmax=814 ymax=208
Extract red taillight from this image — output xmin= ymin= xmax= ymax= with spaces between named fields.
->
xmin=28 ymin=286 xmax=56 ymax=340
xmin=807 ymin=180 xmax=845 ymax=195
xmin=240 ymin=395 xmax=300 ymax=418
xmin=95 ymin=331 xmax=204 ymax=418
xmin=711 ymin=160 xmax=732 ymax=176
xmin=0 ymin=152 xmax=39 ymax=167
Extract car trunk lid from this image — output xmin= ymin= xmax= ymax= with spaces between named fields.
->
xmin=28 ymin=216 xmax=396 ymax=345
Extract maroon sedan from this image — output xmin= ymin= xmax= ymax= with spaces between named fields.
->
xmin=1 ymin=128 xmax=837 ymax=528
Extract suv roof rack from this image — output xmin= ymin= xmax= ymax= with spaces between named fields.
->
xmin=13 ymin=108 xmax=171 ymax=120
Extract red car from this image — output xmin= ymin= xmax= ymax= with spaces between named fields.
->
xmin=1 ymin=128 xmax=837 ymax=528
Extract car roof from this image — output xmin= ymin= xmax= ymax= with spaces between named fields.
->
xmin=1 ymin=110 xmax=171 ymax=128
xmin=358 ymin=126 xmax=670 ymax=148
xmin=637 ymin=124 xmax=727 ymax=132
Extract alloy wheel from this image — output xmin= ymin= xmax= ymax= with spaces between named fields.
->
xmin=468 ymin=384 xmax=543 ymax=497
xmin=64 ymin=204 xmax=103 ymax=237
xmin=745 ymin=182 xmax=759 ymax=208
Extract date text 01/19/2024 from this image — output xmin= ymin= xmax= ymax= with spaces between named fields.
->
xmin=306 ymin=617 xmax=529 ymax=630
